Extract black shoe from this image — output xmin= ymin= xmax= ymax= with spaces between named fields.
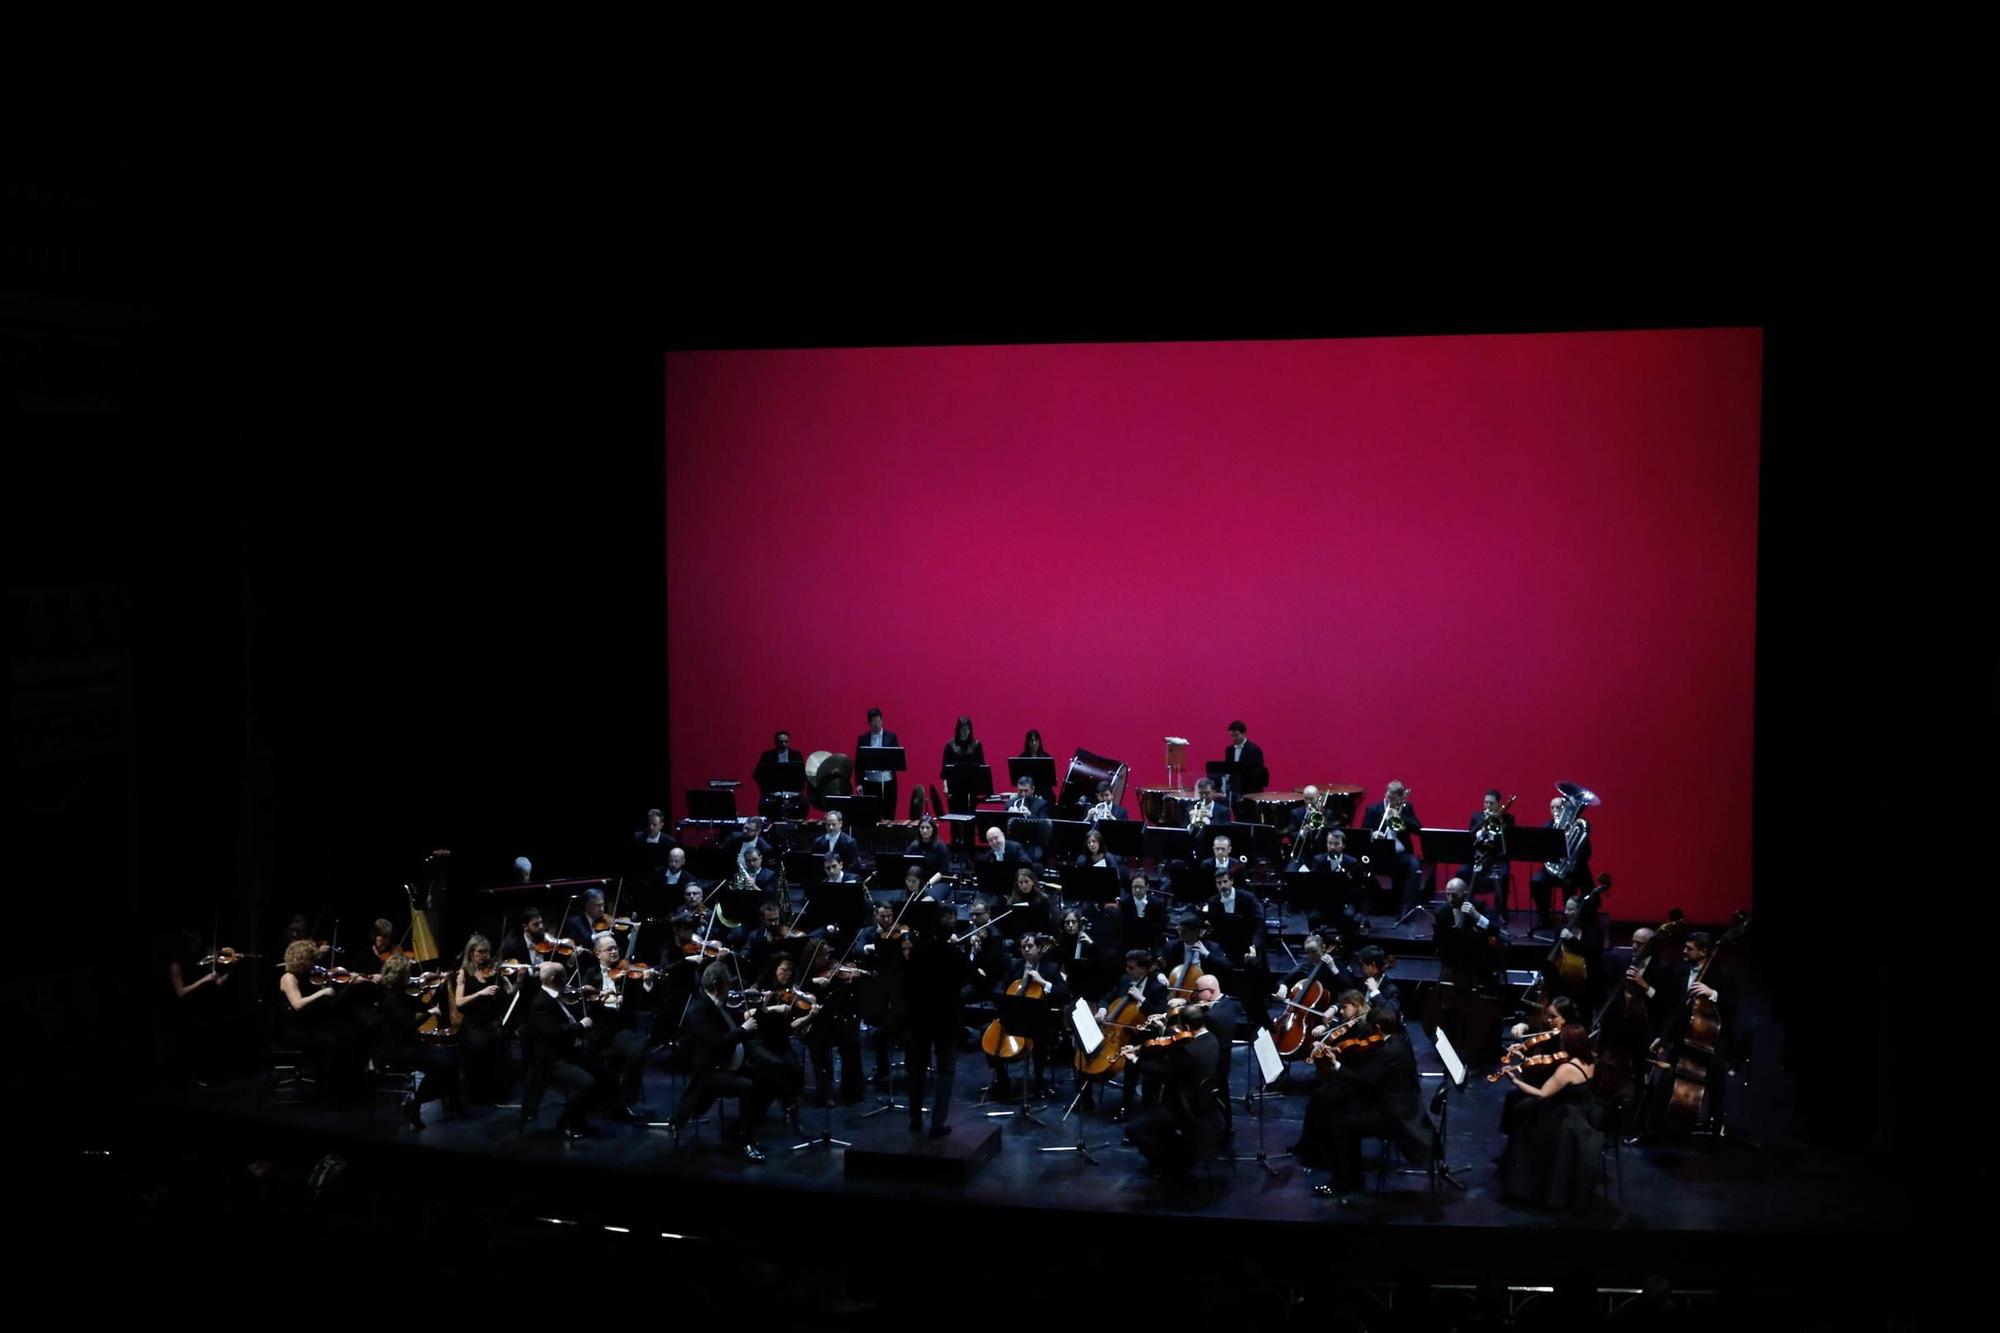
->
xmin=928 ymin=1125 xmax=952 ymax=1138
xmin=742 ymin=1142 xmax=766 ymax=1162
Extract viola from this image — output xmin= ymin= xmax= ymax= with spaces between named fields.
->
xmin=1488 ymin=1051 xmax=1571 ymax=1082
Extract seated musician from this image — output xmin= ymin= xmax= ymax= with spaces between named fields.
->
xmin=375 ymin=954 xmax=466 ymax=1127
xmin=1001 ymin=865 xmax=1058 ymax=937
xmin=1084 ymin=949 xmax=1170 ymax=1116
xmin=984 ymin=932 xmax=1069 ymax=1100
xmin=1083 ymin=779 xmax=1130 ymax=824
xmin=1118 ymin=1001 xmax=1226 ymax=1177
xmin=720 ymin=815 xmax=778 ymax=866
xmin=811 ymin=810 xmax=862 ymax=868
xmin=580 ymin=932 xmax=655 ymax=1117
xmin=959 ymin=898 xmax=1006 ymax=999
xmin=901 ymin=862 xmax=950 ymax=910
xmin=277 ymin=938 xmax=370 ymax=1107
xmin=1053 ymin=908 xmax=1099 ymax=966
xmin=1074 ymin=825 xmax=1124 ymax=879
xmin=362 ymin=918 xmax=404 ymax=973
xmin=1159 ymin=912 xmax=1234 ymax=981
xmin=632 ymin=807 xmax=676 ymax=879
xmin=1431 ymin=877 xmax=1503 ymax=990
xmin=1638 ymin=930 xmax=1736 ymax=1137
xmin=1499 ymin=996 xmax=1580 ymax=1138
xmin=740 ymin=847 xmax=780 ymax=893
xmin=1362 ymin=780 xmax=1424 ymax=916
xmin=665 ymin=961 xmax=776 ymax=1161
xmin=1274 ymin=933 xmax=1357 ymax=1009
xmin=1187 ymin=776 xmax=1230 ymax=828
xmin=519 ymin=962 xmax=616 ymax=1139
xmin=905 ymin=815 xmax=952 ymax=877
xmin=1180 ymin=972 xmax=1243 ymax=1141
xmin=1461 ymin=789 xmax=1515 ymax=907
xmin=501 ymin=907 xmax=572 ymax=965
xmin=1285 ymin=785 xmax=1332 ymax=859
xmin=1204 ymin=865 xmax=1264 ymax=965
xmin=1497 ymin=1024 xmax=1604 ymax=1210
xmin=1005 ymin=773 xmax=1051 ymax=819
xmin=1307 ymin=1003 xmax=1432 ymax=1198
xmin=449 ymin=934 xmax=514 ymax=1104
xmin=654 ymin=846 xmax=695 ymax=894
xmin=1117 ymin=871 xmax=1168 ymax=953
xmin=736 ymin=900 xmax=793 ymax=976
xmin=1528 ymin=796 xmax=1593 ymax=929
xmin=1355 ymin=945 xmax=1399 ymax=1010
xmin=855 ymin=902 xmax=907 ymax=962
xmin=564 ymin=888 xmax=611 ymax=948
xmin=1306 ymin=827 xmax=1369 ymax=931
xmin=744 ymin=953 xmax=812 ymax=1129
xmin=980 ymin=825 xmax=1031 ymax=868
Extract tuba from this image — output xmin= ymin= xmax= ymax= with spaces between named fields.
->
xmin=1543 ymin=782 xmax=1600 ymax=879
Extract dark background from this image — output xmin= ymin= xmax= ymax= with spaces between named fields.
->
xmin=7 ymin=172 xmax=1893 ymax=1155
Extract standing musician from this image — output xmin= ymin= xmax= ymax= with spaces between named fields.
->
xmin=1591 ymin=925 xmax=1666 ymax=1102
xmin=1545 ymin=884 xmax=1608 ymax=1008
xmin=1638 ymin=930 xmax=1737 ymax=1137
xmin=1462 ymin=789 xmax=1516 ymax=910
xmin=1203 ymin=866 xmax=1265 ymax=965
xmin=518 ymin=962 xmax=616 ymax=1139
xmin=983 ymin=932 xmax=1069 ymax=1100
xmin=1005 ymin=773 xmax=1051 ymax=819
xmin=1362 ymin=781 xmax=1424 ymax=916
xmin=1304 ymin=827 xmax=1369 ymax=933
xmin=1219 ymin=720 xmax=1267 ymax=797
xmin=665 ymin=961 xmax=777 ymax=1161
xmin=1117 ymin=871 xmax=1169 ymax=954
xmin=905 ymin=815 xmax=953 ymax=877
xmin=857 ymin=707 xmax=900 ymax=816
xmin=450 ymin=934 xmax=515 ymax=1103
xmin=855 ymin=906 xmax=912 ymax=1089
xmin=1307 ymin=1004 xmax=1433 ymax=1198
xmin=375 ymin=954 xmax=467 ymax=1127
xmin=811 ymin=810 xmax=862 ymax=869
xmin=164 ymin=930 xmax=236 ymax=1086
xmin=803 ymin=923 xmax=870 ymax=1107
xmin=1118 ymin=1001 xmax=1226 ymax=1177
xmin=1083 ymin=779 xmax=1130 ymax=824
xmin=939 ymin=715 xmax=985 ymax=814
xmin=904 ymin=903 xmax=978 ymax=1136
xmin=1529 ymin=795 xmax=1594 ymax=928
xmin=579 ymin=932 xmax=655 ymax=1117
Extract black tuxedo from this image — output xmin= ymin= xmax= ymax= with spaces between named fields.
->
xmin=959 ymin=932 xmax=1007 ymax=995
xmin=906 ymin=838 xmax=952 ymax=877
xmin=1362 ymin=799 xmax=1424 ymax=911
xmin=1641 ymin=958 xmax=1737 ymax=1127
xmin=857 ymin=728 xmax=901 ymax=813
xmin=672 ymin=990 xmax=774 ymax=1137
xmin=1116 ymin=893 xmax=1169 ymax=952
xmin=1159 ymin=936 xmax=1234 ymax=974
xmin=630 ymin=830 xmax=676 ymax=880
xmin=1431 ymin=899 xmax=1503 ymax=988
xmin=1317 ymin=1031 xmax=1432 ymax=1187
xmin=1219 ymin=739 xmax=1266 ymax=795
xmin=978 ymin=841 xmax=1030 ymax=868
xmin=1304 ymin=851 xmax=1368 ymax=929
xmin=1203 ymin=889 xmax=1265 ymax=958
xmin=1461 ymin=811 xmax=1515 ymax=898
xmin=1186 ymin=797 xmax=1231 ymax=828
xmin=756 ymin=747 xmax=804 ymax=770
xmin=902 ymin=935 xmax=977 ymax=1130
xmin=810 ymin=831 xmax=862 ymax=869
xmin=520 ymin=988 xmax=611 ymax=1131
xmin=1124 ymin=1027 xmax=1225 ymax=1174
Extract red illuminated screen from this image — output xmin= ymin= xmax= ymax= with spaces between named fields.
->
xmin=665 ymin=330 xmax=1762 ymax=923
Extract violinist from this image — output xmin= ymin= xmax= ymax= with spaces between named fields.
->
xmin=905 ymin=816 xmax=953 ymax=878
xmin=804 ymin=920 xmax=869 ymax=1108
xmin=1497 ymin=1024 xmax=1604 ymax=1210
xmin=1177 ymin=972 xmax=1241 ymax=1141
xmin=744 ymin=953 xmax=813 ymax=1130
xmin=738 ymin=900 xmax=799 ymax=978
xmin=165 ymin=929 xmax=236 ymax=1085
xmin=665 ymin=961 xmax=775 ymax=1162
xmin=519 ymin=962 xmax=615 ymax=1139
xmin=580 ymin=933 xmax=655 ymax=1117
xmin=1118 ymin=1001 xmax=1225 ymax=1178
xmin=900 ymin=863 xmax=950 ymax=910
xmin=1498 ymin=996 xmax=1581 ymax=1146
xmin=450 ymin=934 xmax=514 ymax=1103
xmin=984 ymin=933 xmax=1068 ymax=1100
xmin=564 ymin=888 xmax=612 ymax=950
xmin=1307 ymin=1004 xmax=1433 ymax=1199
xmin=363 ymin=918 xmax=403 ymax=973
xmin=1088 ymin=949 xmax=1170 ymax=1117
xmin=855 ymin=902 xmax=906 ymax=964
xmin=959 ymin=898 xmax=1006 ymax=997
xmin=904 ymin=903 xmax=977 ymax=1136
xmin=501 ymin=908 xmax=575 ymax=967
xmin=375 ymin=954 xmax=466 ymax=1128
xmin=277 ymin=938 xmax=370 ymax=1107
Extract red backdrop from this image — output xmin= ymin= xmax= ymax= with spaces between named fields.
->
xmin=665 ymin=330 xmax=1762 ymax=924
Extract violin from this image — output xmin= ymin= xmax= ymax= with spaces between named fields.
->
xmin=1500 ymin=1027 xmax=1563 ymax=1062
xmin=532 ymin=935 xmax=579 ymax=958
xmin=199 ymin=948 xmax=257 ymax=968
xmin=1488 ymin=1051 xmax=1571 ymax=1082
xmin=310 ymin=965 xmax=373 ymax=987
xmin=812 ymin=963 xmax=872 ymax=986
xmin=609 ymin=959 xmax=656 ymax=981
xmin=376 ymin=943 xmax=417 ymax=963
xmin=1140 ymin=1025 xmax=1195 ymax=1051
xmin=592 ymin=914 xmax=636 ymax=935
xmin=496 ymin=961 xmax=540 ymax=978
xmin=1309 ymin=1028 xmax=1385 ymax=1067
xmin=681 ymin=939 xmax=730 ymax=960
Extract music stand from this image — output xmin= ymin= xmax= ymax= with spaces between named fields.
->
xmin=755 ymin=760 xmax=806 ymax=794
xmin=1093 ymin=818 xmax=1144 ymax=861
xmin=984 ymin=991 xmax=1054 ymax=1127
xmin=1206 ymin=759 xmax=1266 ymax=797
xmin=1007 ymin=756 xmax=1058 ymax=800
xmin=856 ymin=744 xmax=905 ymax=798
xmin=1225 ymin=1028 xmax=1290 ymax=1174
xmin=685 ymin=789 xmax=738 ymax=822
xmin=1043 ymin=818 xmax=1090 ymax=864
xmin=943 ymin=763 xmax=993 ymax=815
xmin=782 ymin=851 xmax=823 ymax=886
xmin=972 ymin=862 xmax=1023 ymax=905
xmin=822 ymin=793 xmax=883 ymax=828
xmin=1142 ymin=826 xmax=1195 ymax=864
xmin=1399 ymin=828 xmax=1475 ymax=927
xmin=1508 ymin=827 xmax=1570 ymax=936
xmin=1042 ymin=1000 xmax=1116 ymax=1164
xmin=1064 ymin=865 xmax=1121 ymax=906
xmin=1417 ymin=1029 xmax=1472 ymax=1191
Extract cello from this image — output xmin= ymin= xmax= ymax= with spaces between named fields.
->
xmin=981 ymin=938 xmax=1052 ymax=1063
xmin=1541 ymin=873 xmax=1611 ymax=1003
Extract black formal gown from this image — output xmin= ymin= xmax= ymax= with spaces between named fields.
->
xmin=1498 ymin=1076 xmax=1605 ymax=1210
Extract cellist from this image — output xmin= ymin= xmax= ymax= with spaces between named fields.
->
xmin=1082 ymin=949 xmax=1169 ymax=1117
xmin=982 ymin=932 xmax=1068 ymax=1101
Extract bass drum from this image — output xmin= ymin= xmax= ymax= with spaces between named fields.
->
xmin=1061 ymin=748 xmax=1129 ymax=811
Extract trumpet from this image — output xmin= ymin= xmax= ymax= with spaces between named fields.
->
xmin=1187 ymin=801 xmax=1211 ymax=832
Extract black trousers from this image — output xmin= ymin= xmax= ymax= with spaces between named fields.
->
xmin=905 ymin=1027 xmax=958 ymax=1129
xmin=521 ymin=1056 xmax=610 ymax=1130
xmin=676 ymin=1067 xmax=775 ymax=1137
xmin=808 ymin=1014 xmax=865 ymax=1100
xmin=1125 ymin=1105 xmax=1219 ymax=1176
xmin=1375 ymin=851 xmax=1423 ymax=912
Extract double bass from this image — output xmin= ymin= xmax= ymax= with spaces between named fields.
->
xmin=1540 ymin=873 xmax=1611 ymax=1002
xmin=1655 ymin=911 xmax=1750 ymax=1133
